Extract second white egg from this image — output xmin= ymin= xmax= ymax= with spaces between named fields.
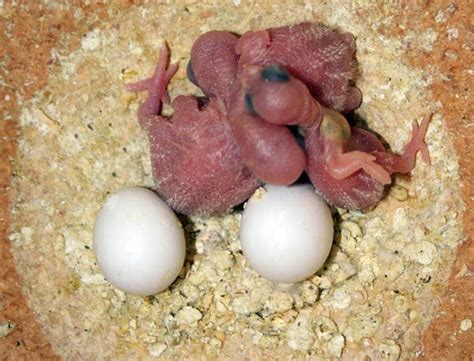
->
xmin=240 ymin=184 xmax=334 ymax=284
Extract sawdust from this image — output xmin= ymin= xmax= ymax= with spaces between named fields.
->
xmin=8 ymin=2 xmax=464 ymax=360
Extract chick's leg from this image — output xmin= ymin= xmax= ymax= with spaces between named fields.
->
xmin=320 ymin=109 xmax=391 ymax=185
xmin=373 ymin=115 xmax=431 ymax=175
xmin=126 ymin=46 xmax=178 ymax=127
xmin=325 ymin=146 xmax=392 ymax=185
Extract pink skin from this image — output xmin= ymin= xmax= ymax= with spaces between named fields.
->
xmin=190 ymin=31 xmax=239 ymax=102
xmin=190 ymin=34 xmax=312 ymax=185
xmin=239 ymin=64 xmax=322 ymax=127
xmin=305 ymin=108 xmax=431 ymax=210
xmin=128 ymin=25 xmax=432 ymax=212
xmin=235 ymin=22 xmax=362 ymax=113
xmin=227 ymin=84 xmax=307 ymax=185
xmin=127 ymin=46 xmax=259 ymax=216
xmin=372 ymin=118 xmax=431 ymax=174
xmin=127 ymin=47 xmax=178 ymax=128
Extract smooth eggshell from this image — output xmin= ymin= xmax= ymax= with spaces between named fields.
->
xmin=240 ymin=184 xmax=334 ymax=283
xmin=93 ymin=187 xmax=185 ymax=295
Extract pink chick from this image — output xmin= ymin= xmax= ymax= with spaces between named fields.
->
xmin=127 ymin=46 xmax=259 ymax=216
xmin=235 ymin=22 xmax=362 ymax=113
xmin=305 ymin=108 xmax=431 ymax=210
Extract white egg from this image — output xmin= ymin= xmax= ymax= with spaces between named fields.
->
xmin=93 ymin=187 xmax=185 ymax=295
xmin=240 ymin=184 xmax=334 ymax=284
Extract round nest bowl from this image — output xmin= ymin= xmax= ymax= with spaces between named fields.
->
xmin=1 ymin=1 xmax=472 ymax=360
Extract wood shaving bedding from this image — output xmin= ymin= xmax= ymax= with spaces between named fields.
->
xmin=8 ymin=2 xmax=464 ymax=359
